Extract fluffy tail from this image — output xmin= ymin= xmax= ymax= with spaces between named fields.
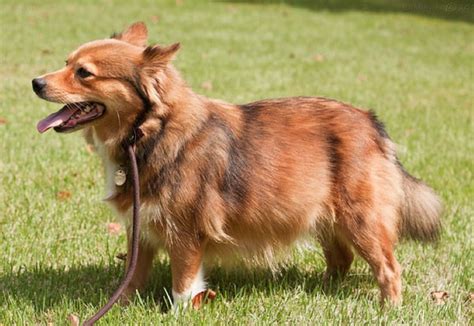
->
xmin=399 ymin=165 xmax=442 ymax=241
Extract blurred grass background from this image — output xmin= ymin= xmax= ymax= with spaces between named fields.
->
xmin=0 ymin=0 xmax=473 ymax=324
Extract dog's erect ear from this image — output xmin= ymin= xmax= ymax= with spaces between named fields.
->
xmin=137 ymin=43 xmax=181 ymax=114
xmin=111 ymin=22 xmax=148 ymax=47
xmin=142 ymin=43 xmax=181 ymax=66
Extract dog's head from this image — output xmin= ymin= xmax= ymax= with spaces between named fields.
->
xmin=33 ymin=22 xmax=180 ymax=138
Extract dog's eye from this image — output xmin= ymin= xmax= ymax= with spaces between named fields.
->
xmin=76 ymin=67 xmax=93 ymax=79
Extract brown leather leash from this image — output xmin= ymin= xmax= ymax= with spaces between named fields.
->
xmin=83 ymin=142 xmax=141 ymax=325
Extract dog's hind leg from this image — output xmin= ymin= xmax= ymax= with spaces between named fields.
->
xmin=318 ymin=229 xmax=354 ymax=284
xmin=342 ymin=213 xmax=402 ymax=304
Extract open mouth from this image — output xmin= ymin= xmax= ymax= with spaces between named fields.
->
xmin=37 ymin=102 xmax=106 ymax=133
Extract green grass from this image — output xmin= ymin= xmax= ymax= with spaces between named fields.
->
xmin=1 ymin=0 xmax=473 ymax=324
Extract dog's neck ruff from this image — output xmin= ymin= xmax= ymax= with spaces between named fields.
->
xmin=121 ymin=79 xmax=152 ymax=149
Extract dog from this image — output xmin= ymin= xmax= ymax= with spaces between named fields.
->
xmin=32 ymin=22 xmax=442 ymax=308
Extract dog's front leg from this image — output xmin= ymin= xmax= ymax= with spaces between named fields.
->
xmin=169 ymin=240 xmax=215 ymax=309
xmin=119 ymin=230 xmax=157 ymax=304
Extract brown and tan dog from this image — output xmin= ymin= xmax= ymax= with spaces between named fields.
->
xmin=32 ymin=22 xmax=442 ymax=308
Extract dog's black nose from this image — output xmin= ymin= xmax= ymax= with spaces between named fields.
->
xmin=32 ymin=78 xmax=47 ymax=94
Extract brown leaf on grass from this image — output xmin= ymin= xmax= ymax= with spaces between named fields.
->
xmin=431 ymin=291 xmax=449 ymax=304
xmin=0 ymin=117 xmax=7 ymax=125
xmin=226 ymin=5 xmax=238 ymax=13
xmin=57 ymin=191 xmax=72 ymax=201
xmin=192 ymin=289 xmax=217 ymax=309
xmin=201 ymin=81 xmax=213 ymax=91
xmin=466 ymin=292 xmax=474 ymax=303
xmin=67 ymin=314 xmax=80 ymax=326
xmin=151 ymin=15 xmax=160 ymax=23
xmin=313 ymin=54 xmax=325 ymax=62
xmin=116 ymin=252 xmax=127 ymax=261
xmin=107 ymin=222 xmax=122 ymax=235
xmin=357 ymin=74 xmax=367 ymax=82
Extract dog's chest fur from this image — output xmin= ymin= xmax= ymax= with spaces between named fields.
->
xmin=92 ymin=130 xmax=120 ymax=201
xmin=91 ymin=128 xmax=170 ymax=246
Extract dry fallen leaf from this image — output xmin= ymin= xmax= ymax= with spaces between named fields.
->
xmin=67 ymin=314 xmax=80 ymax=326
xmin=0 ymin=117 xmax=7 ymax=125
xmin=467 ymin=292 xmax=474 ymax=303
xmin=431 ymin=291 xmax=449 ymax=304
xmin=357 ymin=74 xmax=367 ymax=82
xmin=192 ymin=289 xmax=217 ymax=309
xmin=57 ymin=190 xmax=72 ymax=201
xmin=226 ymin=5 xmax=238 ymax=13
xmin=201 ymin=81 xmax=213 ymax=91
xmin=313 ymin=54 xmax=325 ymax=62
xmin=107 ymin=222 xmax=122 ymax=235
xmin=116 ymin=252 xmax=127 ymax=261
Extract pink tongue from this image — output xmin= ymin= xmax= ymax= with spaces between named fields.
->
xmin=37 ymin=106 xmax=78 ymax=133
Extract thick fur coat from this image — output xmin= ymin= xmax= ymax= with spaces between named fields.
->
xmin=33 ymin=22 xmax=442 ymax=307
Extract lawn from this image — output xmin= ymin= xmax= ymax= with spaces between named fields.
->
xmin=0 ymin=0 xmax=473 ymax=324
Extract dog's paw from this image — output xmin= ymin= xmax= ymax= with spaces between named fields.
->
xmin=191 ymin=289 xmax=216 ymax=309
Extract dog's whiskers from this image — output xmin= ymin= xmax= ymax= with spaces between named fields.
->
xmin=115 ymin=110 xmax=122 ymax=129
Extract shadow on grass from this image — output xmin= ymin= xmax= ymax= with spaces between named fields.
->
xmin=1 ymin=259 xmax=375 ymax=314
xmin=221 ymin=0 xmax=473 ymax=24
xmin=0 ymin=260 xmax=172 ymax=313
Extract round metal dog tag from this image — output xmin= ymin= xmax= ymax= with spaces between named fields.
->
xmin=114 ymin=169 xmax=126 ymax=186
